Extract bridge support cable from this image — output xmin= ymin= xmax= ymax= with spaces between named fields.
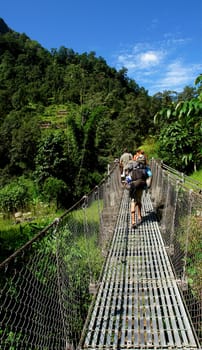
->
xmin=79 ymin=189 xmax=200 ymax=349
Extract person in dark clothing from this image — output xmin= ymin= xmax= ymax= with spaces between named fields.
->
xmin=126 ymin=154 xmax=147 ymax=229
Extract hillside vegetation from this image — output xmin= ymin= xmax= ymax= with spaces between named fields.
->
xmin=0 ymin=18 xmax=201 ymax=233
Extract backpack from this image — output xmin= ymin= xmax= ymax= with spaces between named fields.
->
xmin=129 ymin=162 xmax=147 ymax=199
xmin=131 ymin=162 xmax=147 ymax=189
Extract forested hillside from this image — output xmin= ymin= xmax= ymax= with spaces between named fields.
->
xmin=0 ymin=17 xmax=201 ymax=212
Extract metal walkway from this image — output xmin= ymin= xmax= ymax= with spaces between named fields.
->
xmin=80 ymin=190 xmax=199 ymax=349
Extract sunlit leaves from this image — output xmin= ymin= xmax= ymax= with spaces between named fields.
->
xmin=156 ymin=75 xmax=202 ymax=172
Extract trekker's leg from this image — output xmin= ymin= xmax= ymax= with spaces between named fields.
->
xmin=131 ymin=199 xmax=136 ymax=226
xmin=137 ymin=202 xmax=142 ymax=221
xmin=135 ymin=188 xmax=143 ymax=222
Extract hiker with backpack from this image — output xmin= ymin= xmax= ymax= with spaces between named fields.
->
xmin=119 ymin=148 xmax=133 ymax=178
xmin=125 ymin=154 xmax=152 ymax=229
xmin=133 ymin=149 xmax=148 ymax=164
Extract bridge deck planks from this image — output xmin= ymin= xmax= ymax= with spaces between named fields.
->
xmin=81 ymin=190 xmax=199 ymax=349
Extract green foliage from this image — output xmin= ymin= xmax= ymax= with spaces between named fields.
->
xmin=0 ymin=110 xmax=41 ymax=176
xmin=138 ymin=136 xmax=159 ymax=160
xmin=0 ymin=213 xmax=58 ymax=263
xmin=62 ymin=200 xmax=104 ymax=282
xmin=63 ymin=232 xmax=104 ymax=283
xmin=0 ymin=328 xmax=23 ymax=350
xmin=0 ymin=26 xmax=154 ymax=190
xmin=0 ymin=225 xmax=28 ymax=263
xmin=0 ymin=24 xmax=161 ymax=211
xmin=35 ymin=132 xmax=70 ymax=183
xmin=189 ymin=168 xmax=202 ymax=183
xmin=42 ymin=176 xmax=68 ymax=208
xmin=0 ymin=21 xmax=201 ymax=283
xmin=155 ymin=75 xmax=202 ymax=173
xmin=178 ymin=215 xmax=202 ymax=299
xmin=195 ymin=74 xmax=202 ymax=93
xmin=0 ymin=177 xmax=31 ymax=215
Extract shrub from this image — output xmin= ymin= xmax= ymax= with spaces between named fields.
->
xmin=178 ymin=215 xmax=202 ymax=298
xmin=0 ymin=178 xmax=31 ymax=216
xmin=42 ymin=176 xmax=68 ymax=209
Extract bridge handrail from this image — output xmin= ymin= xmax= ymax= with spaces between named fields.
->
xmin=153 ymin=159 xmax=202 ymax=194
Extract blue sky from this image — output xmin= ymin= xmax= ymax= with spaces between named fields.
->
xmin=1 ymin=0 xmax=202 ymax=95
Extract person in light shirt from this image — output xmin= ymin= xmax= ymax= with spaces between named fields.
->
xmin=119 ymin=148 xmax=133 ymax=178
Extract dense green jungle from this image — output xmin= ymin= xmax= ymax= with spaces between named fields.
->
xmin=0 ymin=17 xmax=201 ymax=262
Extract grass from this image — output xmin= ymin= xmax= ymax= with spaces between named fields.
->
xmin=189 ymin=168 xmax=202 ymax=184
xmin=73 ymin=199 xmax=103 ymax=223
xmin=0 ymin=198 xmax=103 ymax=264
xmin=0 ymin=202 xmax=64 ymax=263
xmin=178 ymin=215 xmax=202 ymax=299
xmin=139 ymin=136 xmax=159 ymax=160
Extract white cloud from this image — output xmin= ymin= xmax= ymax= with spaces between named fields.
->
xmin=113 ymin=37 xmax=202 ymax=95
xmin=162 ymin=62 xmax=190 ymax=85
xmin=139 ymin=51 xmax=162 ymax=67
xmin=117 ymin=49 xmax=165 ymax=71
xmin=152 ymin=62 xmax=202 ymax=93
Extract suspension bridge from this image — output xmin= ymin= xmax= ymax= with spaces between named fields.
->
xmin=0 ymin=159 xmax=201 ymax=349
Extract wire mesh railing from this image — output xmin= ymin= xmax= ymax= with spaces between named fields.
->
xmin=150 ymin=159 xmax=202 ymax=345
xmin=0 ymin=158 xmax=201 ymax=349
xmin=0 ymin=162 xmax=123 ymax=350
